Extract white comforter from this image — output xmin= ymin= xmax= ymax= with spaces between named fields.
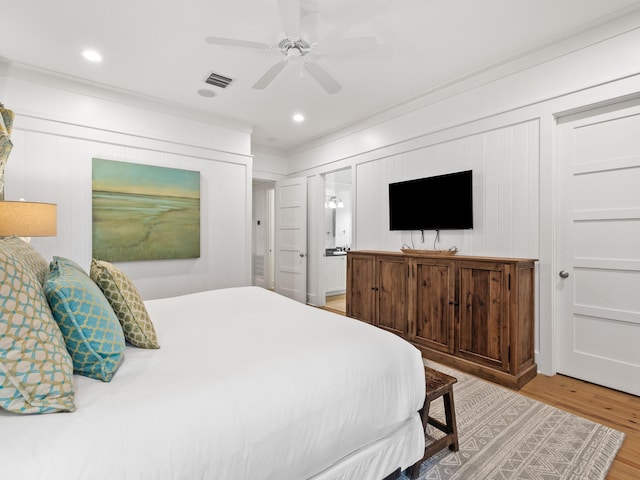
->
xmin=1 ymin=287 xmax=425 ymax=480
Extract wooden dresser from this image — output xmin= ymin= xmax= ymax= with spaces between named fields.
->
xmin=346 ymin=250 xmax=537 ymax=389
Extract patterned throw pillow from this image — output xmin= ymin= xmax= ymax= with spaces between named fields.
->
xmin=1 ymin=236 xmax=49 ymax=285
xmin=44 ymin=257 xmax=126 ymax=382
xmin=0 ymin=238 xmax=76 ymax=414
xmin=90 ymin=259 xmax=160 ymax=349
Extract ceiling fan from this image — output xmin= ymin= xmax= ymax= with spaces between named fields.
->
xmin=205 ymin=0 xmax=377 ymax=94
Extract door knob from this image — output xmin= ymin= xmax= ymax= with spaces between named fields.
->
xmin=299 ymin=252 xmax=306 ymax=258
xmin=559 ymin=270 xmax=569 ymax=279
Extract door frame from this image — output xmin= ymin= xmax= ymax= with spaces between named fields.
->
xmin=251 ymin=181 xmax=275 ymax=289
xmin=543 ymin=98 xmax=637 ymax=377
xmin=552 ymin=97 xmax=640 ymax=393
xmin=307 ymin=175 xmax=324 ymax=306
xmin=320 ymin=168 xmax=353 ymax=305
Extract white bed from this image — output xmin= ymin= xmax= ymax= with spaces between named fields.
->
xmin=1 ymin=286 xmax=425 ymax=480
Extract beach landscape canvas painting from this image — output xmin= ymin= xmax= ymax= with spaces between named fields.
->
xmin=92 ymin=158 xmax=200 ymax=262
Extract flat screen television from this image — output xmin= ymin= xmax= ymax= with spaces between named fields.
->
xmin=389 ymin=170 xmax=473 ymax=231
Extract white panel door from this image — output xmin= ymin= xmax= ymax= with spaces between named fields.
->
xmin=275 ymin=177 xmax=307 ymax=303
xmin=557 ymin=101 xmax=640 ymax=396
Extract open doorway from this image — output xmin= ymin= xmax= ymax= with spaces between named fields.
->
xmin=252 ymin=180 xmax=275 ymax=290
xmin=323 ymin=169 xmax=351 ymax=313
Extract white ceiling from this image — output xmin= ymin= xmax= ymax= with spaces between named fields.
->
xmin=2 ymin=0 xmax=640 ymax=152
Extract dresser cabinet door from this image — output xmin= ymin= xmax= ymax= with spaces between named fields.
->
xmin=457 ymin=262 xmax=509 ymax=371
xmin=376 ymin=256 xmax=408 ymax=335
xmin=411 ymin=259 xmax=455 ymax=353
xmin=346 ymin=253 xmax=375 ymax=323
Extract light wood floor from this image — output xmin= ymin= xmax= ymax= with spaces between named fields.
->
xmin=324 ymin=294 xmax=346 ymax=313
xmin=319 ymin=305 xmax=639 ymax=479
xmin=519 ymin=374 xmax=640 ymax=480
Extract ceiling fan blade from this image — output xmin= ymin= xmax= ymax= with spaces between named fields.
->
xmin=319 ymin=37 xmax=378 ymax=56
xmin=252 ymin=61 xmax=288 ymax=89
xmin=278 ymin=0 xmax=301 ymax=37
xmin=304 ymin=62 xmax=342 ymax=94
xmin=206 ymin=36 xmax=271 ymax=50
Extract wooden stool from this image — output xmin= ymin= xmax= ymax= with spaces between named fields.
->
xmin=408 ymin=366 xmax=459 ymax=479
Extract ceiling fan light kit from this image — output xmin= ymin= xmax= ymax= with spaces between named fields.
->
xmin=279 ymin=38 xmax=311 ymax=57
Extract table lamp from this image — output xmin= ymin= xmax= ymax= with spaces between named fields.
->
xmin=0 ymin=200 xmax=57 ymax=239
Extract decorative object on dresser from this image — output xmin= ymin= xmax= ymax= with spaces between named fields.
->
xmin=401 ymin=247 xmax=458 ymax=256
xmin=346 ymin=250 xmax=537 ymax=389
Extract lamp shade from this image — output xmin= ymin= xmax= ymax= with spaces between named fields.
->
xmin=0 ymin=201 xmax=57 ymax=237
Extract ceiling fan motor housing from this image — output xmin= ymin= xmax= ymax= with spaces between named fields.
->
xmin=278 ymin=37 xmax=311 ymax=58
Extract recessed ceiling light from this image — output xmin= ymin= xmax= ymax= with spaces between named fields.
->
xmin=292 ymin=113 xmax=305 ymax=123
xmin=198 ymin=89 xmax=216 ymax=98
xmin=82 ymin=50 xmax=102 ymax=62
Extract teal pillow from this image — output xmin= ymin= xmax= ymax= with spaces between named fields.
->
xmin=44 ymin=257 xmax=125 ymax=382
xmin=53 ymin=256 xmax=87 ymax=276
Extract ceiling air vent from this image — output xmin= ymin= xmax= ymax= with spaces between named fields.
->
xmin=205 ymin=72 xmax=234 ymax=89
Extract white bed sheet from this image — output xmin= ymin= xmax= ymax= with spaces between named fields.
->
xmin=1 ymin=286 xmax=425 ymax=480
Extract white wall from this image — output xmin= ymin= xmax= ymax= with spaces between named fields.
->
xmin=282 ymin=13 xmax=640 ymax=375
xmin=2 ymin=64 xmax=253 ymax=300
xmin=355 ymin=120 xmax=538 ymax=258
xmin=286 ymin=13 xmax=640 ymax=173
xmin=252 ymin=144 xmax=288 ymax=181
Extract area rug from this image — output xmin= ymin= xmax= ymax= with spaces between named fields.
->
xmin=402 ymin=361 xmax=625 ymax=480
